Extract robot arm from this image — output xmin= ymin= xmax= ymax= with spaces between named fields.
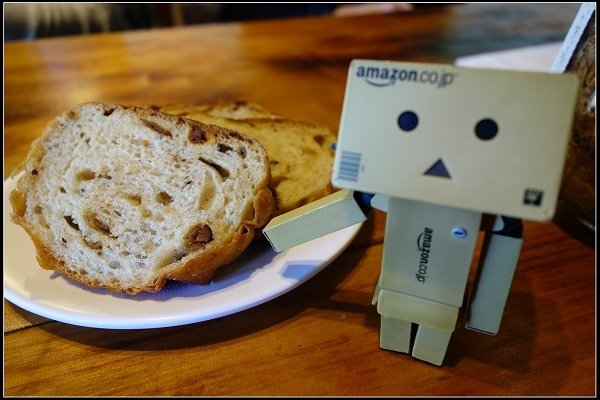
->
xmin=465 ymin=215 xmax=524 ymax=335
xmin=263 ymin=189 xmax=372 ymax=253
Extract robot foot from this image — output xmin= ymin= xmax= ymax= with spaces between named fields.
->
xmin=411 ymin=325 xmax=452 ymax=366
xmin=380 ymin=315 xmax=411 ymax=353
xmin=380 ymin=316 xmax=452 ymax=366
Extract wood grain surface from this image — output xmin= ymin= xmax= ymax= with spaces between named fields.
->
xmin=3 ymin=3 xmax=595 ymax=396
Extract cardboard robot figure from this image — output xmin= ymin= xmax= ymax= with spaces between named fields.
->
xmin=264 ymin=60 xmax=578 ymax=365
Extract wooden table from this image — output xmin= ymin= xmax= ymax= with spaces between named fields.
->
xmin=4 ymin=4 xmax=595 ymax=396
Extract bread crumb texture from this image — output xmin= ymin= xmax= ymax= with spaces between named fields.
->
xmin=159 ymin=101 xmax=336 ymax=215
xmin=10 ymin=103 xmax=275 ymax=294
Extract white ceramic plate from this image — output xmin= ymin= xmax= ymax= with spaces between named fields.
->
xmin=3 ymin=173 xmax=363 ymax=329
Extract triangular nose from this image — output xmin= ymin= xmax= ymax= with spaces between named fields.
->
xmin=424 ymin=158 xmax=452 ymax=178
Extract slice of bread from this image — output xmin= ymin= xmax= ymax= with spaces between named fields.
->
xmin=159 ymin=101 xmax=336 ymax=215
xmin=9 ymin=102 xmax=276 ymax=294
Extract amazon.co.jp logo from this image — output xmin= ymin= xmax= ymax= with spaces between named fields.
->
xmin=356 ymin=65 xmax=456 ymax=88
xmin=415 ymin=227 xmax=433 ymax=284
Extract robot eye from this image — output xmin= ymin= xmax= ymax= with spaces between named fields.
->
xmin=398 ymin=111 xmax=419 ymax=132
xmin=475 ymin=118 xmax=498 ymax=140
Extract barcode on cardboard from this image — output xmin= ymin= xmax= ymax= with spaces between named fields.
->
xmin=338 ymin=151 xmax=361 ymax=182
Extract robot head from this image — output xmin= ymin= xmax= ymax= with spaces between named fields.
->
xmin=333 ymin=60 xmax=578 ymax=221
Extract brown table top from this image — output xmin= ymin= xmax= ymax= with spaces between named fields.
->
xmin=3 ymin=4 xmax=595 ymax=396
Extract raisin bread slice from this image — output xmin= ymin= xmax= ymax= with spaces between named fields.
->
xmin=159 ymin=101 xmax=336 ymax=215
xmin=9 ymin=102 xmax=276 ymax=294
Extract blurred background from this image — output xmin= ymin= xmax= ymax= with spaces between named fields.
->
xmin=4 ymin=3 xmax=417 ymax=41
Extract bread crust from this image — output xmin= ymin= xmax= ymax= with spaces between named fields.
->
xmin=10 ymin=102 xmax=276 ymax=295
